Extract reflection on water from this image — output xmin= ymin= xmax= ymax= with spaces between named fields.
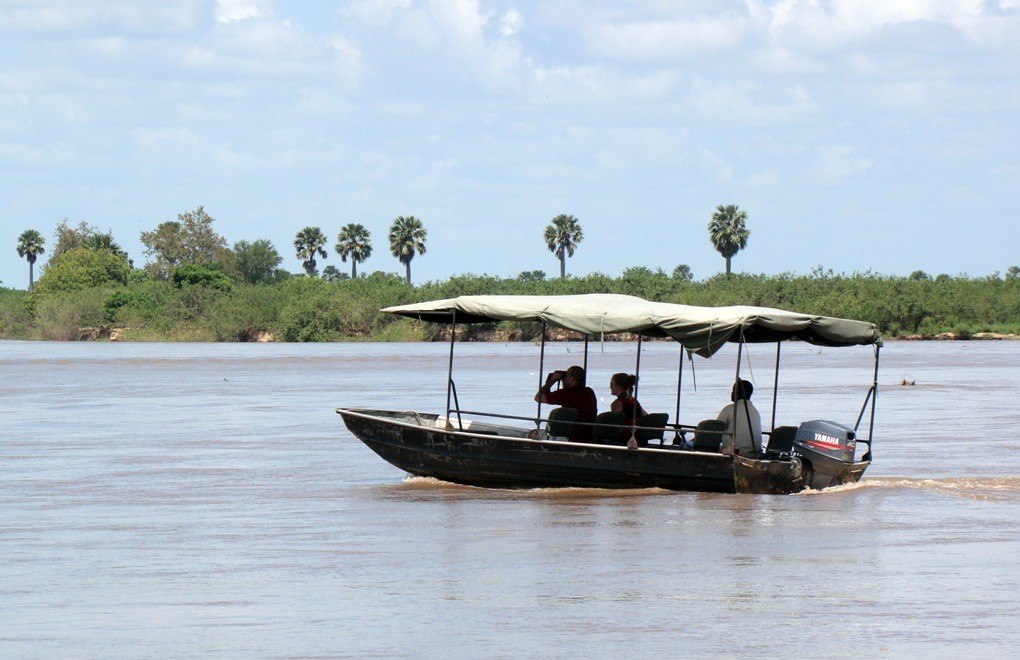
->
xmin=1 ymin=340 xmax=1018 ymax=656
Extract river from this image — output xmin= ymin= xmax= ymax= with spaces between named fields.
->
xmin=2 ymin=340 xmax=1017 ymax=656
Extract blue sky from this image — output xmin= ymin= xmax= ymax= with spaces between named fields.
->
xmin=2 ymin=0 xmax=1018 ymax=289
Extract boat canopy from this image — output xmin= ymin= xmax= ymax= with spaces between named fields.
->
xmin=381 ymin=294 xmax=882 ymax=357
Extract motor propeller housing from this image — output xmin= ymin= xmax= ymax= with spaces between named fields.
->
xmin=794 ymin=420 xmax=857 ymax=463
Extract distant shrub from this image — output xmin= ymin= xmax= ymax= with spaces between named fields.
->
xmin=321 ymin=266 xmax=348 ymax=282
xmin=277 ymin=279 xmax=377 ymax=341
xmin=34 ymin=248 xmax=130 ymax=294
xmin=172 ymin=264 xmax=235 ymax=291
xmin=33 ymin=289 xmax=108 ymax=340
xmin=672 ymin=264 xmax=693 ymax=282
xmin=103 ymin=290 xmax=135 ymax=323
xmin=0 ymin=288 xmax=32 ymax=338
xmin=517 ymin=270 xmax=546 ymax=282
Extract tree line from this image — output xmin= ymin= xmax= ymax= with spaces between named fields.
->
xmin=6 ymin=205 xmax=1019 ymax=344
xmin=13 ymin=204 xmax=767 ymax=291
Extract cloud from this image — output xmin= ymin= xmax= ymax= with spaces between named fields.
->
xmin=183 ymin=11 xmax=363 ymax=81
xmin=763 ymin=0 xmax=1020 ymax=52
xmin=215 ymin=0 xmax=273 ymax=25
xmin=342 ymin=0 xmax=414 ymax=26
xmin=501 ymin=9 xmax=524 ymax=37
xmin=585 ymin=14 xmax=750 ymax=60
xmin=0 ymin=0 xmax=205 ymax=34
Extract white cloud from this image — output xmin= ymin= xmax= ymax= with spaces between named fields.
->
xmin=501 ymin=9 xmax=524 ymax=37
xmin=585 ymin=14 xmax=750 ymax=60
xmin=0 ymin=0 xmax=205 ymax=34
xmin=342 ymin=0 xmax=414 ymax=26
xmin=763 ymin=0 xmax=1020 ymax=51
xmin=181 ymin=12 xmax=362 ymax=81
xmin=215 ymin=0 xmax=273 ymax=25
xmin=429 ymin=0 xmax=487 ymax=41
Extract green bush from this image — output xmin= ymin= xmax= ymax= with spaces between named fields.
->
xmin=172 ymin=264 xmax=235 ymax=292
xmin=0 ymin=288 xmax=32 ymax=338
xmin=34 ymin=248 xmax=130 ymax=294
xmin=103 ymin=290 xmax=134 ymax=323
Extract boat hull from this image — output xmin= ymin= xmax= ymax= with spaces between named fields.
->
xmin=339 ymin=408 xmax=869 ymax=494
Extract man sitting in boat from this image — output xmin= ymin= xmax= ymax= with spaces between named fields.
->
xmin=610 ymin=372 xmax=646 ymax=442
xmin=717 ymin=379 xmax=762 ymax=457
xmin=535 ymin=366 xmax=598 ymax=443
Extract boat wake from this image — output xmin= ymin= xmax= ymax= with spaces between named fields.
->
xmin=797 ymin=476 xmax=1019 ymax=501
xmin=402 ymin=475 xmax=1019 ymax=500
xmin=399 ymin=476 xmax=670 ymax=498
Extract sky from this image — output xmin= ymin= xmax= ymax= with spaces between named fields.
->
xmin=1 ymin=0 xmax=1018 ymax=289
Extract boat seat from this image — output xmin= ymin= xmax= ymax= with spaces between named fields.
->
xmin=766 ymin=425 xmax=798 ymax=457
xmin=692 ymin=419 xmax=727 ymax=452
xmin=592 ymin=411 xmax=625 ymax=444
xmin=546 ymin=407 xmax=578 ymax=439
xmin=634 ymin=413 xmax=669 ymax=447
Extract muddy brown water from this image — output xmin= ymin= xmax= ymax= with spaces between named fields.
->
xmin=2 ymin=340 xmax=1017 ymax=656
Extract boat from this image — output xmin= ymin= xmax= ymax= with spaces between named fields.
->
xmin=337 ymin=294 xmax=882 ymax=494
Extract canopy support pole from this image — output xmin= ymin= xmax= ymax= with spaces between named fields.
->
xmin=771 ymin=342 xmax=781 ymax=432
xmin=536 ymin=322 xmax=547 ymax=430
xmin=673 ymin=343 xmax=684 ymax=444
xmin=445 ymin=310 xmax=458 ymax=429
xmin=865 ymin=345 xmax=880 ymax=461
xmin=629 ymin=335 xmax=643 ymax=447
xmin=583 ymin=334 xmax=589 ymax=373
xmin=735 ymin=330 xmax=760 ymax=459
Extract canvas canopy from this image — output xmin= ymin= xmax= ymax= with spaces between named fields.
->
xmin=381 ymin=294 xmax=882 ymax=357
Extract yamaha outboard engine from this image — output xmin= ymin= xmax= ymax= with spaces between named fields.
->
xmin=792 ymin=420 xmax=862 ymax=489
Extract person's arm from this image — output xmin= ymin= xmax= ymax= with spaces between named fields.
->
xmin=534 ymin=371 xmax=563 ymax=403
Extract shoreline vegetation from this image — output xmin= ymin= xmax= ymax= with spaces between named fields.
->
xmin=2 ymin=269 xmax=1018 ymax=343
xmin=7 ymin=210 xmax=1018 ymax=343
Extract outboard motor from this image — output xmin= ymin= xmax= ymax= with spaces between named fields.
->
xmin=794 ymin=420 xmax=856 ymax=462
xmin=792 ymin=420 xmax=862 ymax=489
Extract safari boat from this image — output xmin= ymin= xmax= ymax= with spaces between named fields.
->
xmin=337 ymin=294 xmax=882 ymax=494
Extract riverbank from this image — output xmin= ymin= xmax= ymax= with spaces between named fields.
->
xmin=2 ymin=270 xmax=1018 ymax=342
xmin=51 ymin=327 xmax=1020 ymax=343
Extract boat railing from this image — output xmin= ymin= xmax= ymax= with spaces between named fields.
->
xmin=852 ymin=384 xmax=876 ymax=454
xmin=447 ymin=408 xmax=734 ymax=440
xmin=444 ymin=408 xmax=814 ymax=448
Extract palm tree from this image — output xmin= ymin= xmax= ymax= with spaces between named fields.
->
xmin=294 ymin=226 xmax=328 ymax=276
xmin=388 ymin=216 xmax=427 ymax=284
xmin=82 ymin=231 xmax=128 ymax=260
xmin=708 ymin=204 xmax=750 ymax=275
xmin=543 ymin=214 xmax=584 ymax=279
xmin=335 ymin=223 xmax=373 ymax=278
xmin=16 ymin=229 xmax=46 ymax=290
